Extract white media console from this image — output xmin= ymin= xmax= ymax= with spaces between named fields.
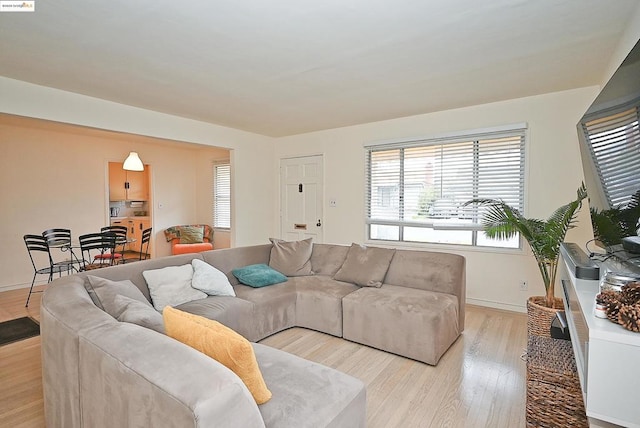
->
xmin=560 ymin=243 xmax=640 ymax=428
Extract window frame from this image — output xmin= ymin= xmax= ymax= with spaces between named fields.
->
xmin=364 ymin=123 xmax=527 ymax=249
xmin=213 ymin=161 xmax=231 ymax=230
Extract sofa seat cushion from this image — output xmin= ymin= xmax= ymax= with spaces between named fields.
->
xmin=234 ymin=282 xmax=298 ymax=339
xmin=342 ymin=284 xmax=460 ymax=365
xmin=175 ymin=295 xmax=258 ymax=341
xmin=291 ymin=276 xmax=358 ymax=337
xmin=253 ymin=343 xmax=366 ymax=428
xmin=172 ymin=241 xmax=214 ymax=255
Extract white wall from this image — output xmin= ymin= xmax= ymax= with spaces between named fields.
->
xmin=274 ymin=87 xmax=600 ymax=312
xmin=0 ymin=77 xmax=277 ymax=249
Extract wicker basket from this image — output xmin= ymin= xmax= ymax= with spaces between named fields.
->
xmin=526 ymin=335 xmax=587 ymax=427
xmin=527 ymin=296 xmax=564 ymax=338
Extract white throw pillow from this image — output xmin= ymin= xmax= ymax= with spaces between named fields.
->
xmin=191 ymin=259 xmax=236 ymax=297
xmin=142 ymin=264 xmax=207 ymax=311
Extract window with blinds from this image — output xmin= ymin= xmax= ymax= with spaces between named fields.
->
xmin=213 ymin=162 xmax=231 ymax=229
xmin=581 ymin=104 xmax=640 ymax=208
xmin=365 ymin=125 xmax=526 ymax=248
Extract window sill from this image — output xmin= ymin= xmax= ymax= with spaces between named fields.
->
xmin=364 ymin=239 xmax=527 ymax=256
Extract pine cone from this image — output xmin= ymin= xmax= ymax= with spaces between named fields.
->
xmin=605 ymin=300 xmax=624 ymax=324
xmin=621 ymin=282 xmax=640 ymax=304
xmin=596 ymin=290 xmax=619 ymax=306
xmin=619 ymin=304 xmax=640 ymax=332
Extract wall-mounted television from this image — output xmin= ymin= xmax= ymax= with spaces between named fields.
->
xmin=577 ymin=38 xmax=640 ymax=254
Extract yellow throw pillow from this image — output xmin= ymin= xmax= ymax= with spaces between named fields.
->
xmin=163 ymin=307 xmax=272 ymax=404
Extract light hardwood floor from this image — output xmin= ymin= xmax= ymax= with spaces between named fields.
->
xmin=0 ymin=285 xmax=527 ymax=427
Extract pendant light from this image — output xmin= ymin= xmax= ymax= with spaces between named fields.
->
xmin=123 ymin=152 xmax=144 ymax=171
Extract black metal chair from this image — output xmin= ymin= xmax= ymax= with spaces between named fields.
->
xmin=42 ymin=228 xmax=82 ymax=272
xmin=99 ymin=226 xmax=128 ymax=264
xmin=139 ymin=227 xmax=152 ymax=260
xmin=23 ymin=234 xmax=74 ymax=307
xmin=78 ymin=232 xmax=118 ymax=271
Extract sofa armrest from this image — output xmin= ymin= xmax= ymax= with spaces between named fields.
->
xmin=78 ymin=323 xmax=265 ymax=428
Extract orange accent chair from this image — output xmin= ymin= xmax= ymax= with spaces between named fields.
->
xmin=164 ymin=225 xmax=214 ymax=255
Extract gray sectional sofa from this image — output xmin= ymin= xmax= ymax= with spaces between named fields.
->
xmin=41 ymin=242 xmax=465 ymax=428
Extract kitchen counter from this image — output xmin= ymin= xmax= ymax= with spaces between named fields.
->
xmin=110 ymin=216 xmax=150 ymax=222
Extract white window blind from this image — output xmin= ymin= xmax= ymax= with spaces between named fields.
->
xmin=365 ymin=126 xmax=525 ymax=247
xmin=581 ymin=104 xmax=640 ymax=208
xmin=213 ymin=162 xmax=231 ymax=229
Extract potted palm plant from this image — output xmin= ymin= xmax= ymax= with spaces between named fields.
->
xmin=590 ymin=190 xmax=640 ymax=248
xmin=466 ymin=183 xmax=587 ymax=336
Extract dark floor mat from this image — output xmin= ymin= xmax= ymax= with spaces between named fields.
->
xmin=0 ymin=317 xmax=40 ymax=346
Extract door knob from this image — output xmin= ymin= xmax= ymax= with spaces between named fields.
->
xmin=316 ymin=219 xmax=322 ymax=227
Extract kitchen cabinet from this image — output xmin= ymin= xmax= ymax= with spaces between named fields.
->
xmin=109 ymin=162 xmax=149 ymax=201
xmin=128 ymin=218 xmax=151 ymax=253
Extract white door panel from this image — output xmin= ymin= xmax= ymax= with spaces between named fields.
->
xmin=280 ymin=155 xmax=323 ymax=243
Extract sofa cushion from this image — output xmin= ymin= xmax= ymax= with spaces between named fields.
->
xmin=85 ymin=275 xmax=150 ymax=314
xmin=163 ymin=307 xmax=272 ymax=404
xmin=291 ymin=276 xmax=358 ymax=337
xmin=232 ymin=264 xmax=288 ymax=288
xmin=310 ymin=243 xmax=350 ymax=276
xmin=179 ymin=225 xmax=205 ymax=244
xmin=172 ymin=241 xmax=214 ymax=255
xmin=333 ymin=243 xmax=395 ymax=288
xmin=253 ymin=343 xmax=366 ymax=428
xmin=112 ymin=295 xmax=166 ymax=334
xmin=191 ymin=259 xmax=235 ymax=297
xmin=269 ymin=238 xmax=313 ymax=276
xmin=233 ymin=282 xmax=297 ymax=340
xmin=176 ymin=295 xmax=258 ymax=341
xmin=342 ymin=284 xmax=460 ymax=365
xmin=142 ymin=264 xmax=207 ymax=311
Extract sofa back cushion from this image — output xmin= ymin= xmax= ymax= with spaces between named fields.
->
xmin=201 ymin=244 xmax=272 ymax=285
xmin=384 ymin=250 xmax=465 ymax=294
xmin=310 ymin=244 xmax=350 ymax=276
xmin=268 ymin=238 xmax=313 ymax=276
xmin=384 ymin=249 xmax=466 ymax=330
xmin=333 ymin=244 xmax=396 ymax=288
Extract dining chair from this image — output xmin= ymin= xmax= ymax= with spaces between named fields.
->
xmin=23 ymin=234 xmax=74 ymax=307
xmin=99 ymin=226 xmax=128 ymax=264
xmin=78 ymin=232 xmax=118 ymax=271
xmin=139 ymin=227 xmax=152 ymax=260
xmin=42 ymin=228 xmax=82 ymax=271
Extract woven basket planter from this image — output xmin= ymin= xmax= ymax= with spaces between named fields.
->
xmin=526 ymin=335 xmax=588 ymax=427
xmin=527 ymin=296 xmax=564 ymax=338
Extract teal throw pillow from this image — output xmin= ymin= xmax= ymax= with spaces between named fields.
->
xmin=232 ymin=264 xmax=287 ymax=288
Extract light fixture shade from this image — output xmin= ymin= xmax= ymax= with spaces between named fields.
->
xmin=123 ymin=152 xmax=144 ymax=171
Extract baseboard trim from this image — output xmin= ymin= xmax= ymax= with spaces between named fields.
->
xmin=0 ymin=282 xmax=38 ymax=293
xmin=466 ymin=297 xmax=526 ymax=313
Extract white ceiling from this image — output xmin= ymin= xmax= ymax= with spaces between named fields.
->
xmin=1 ymin=0 xmax=639 ymax=137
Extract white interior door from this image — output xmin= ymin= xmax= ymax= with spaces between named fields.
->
xmin=280 ymin=155 xmax=323 ymax=243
